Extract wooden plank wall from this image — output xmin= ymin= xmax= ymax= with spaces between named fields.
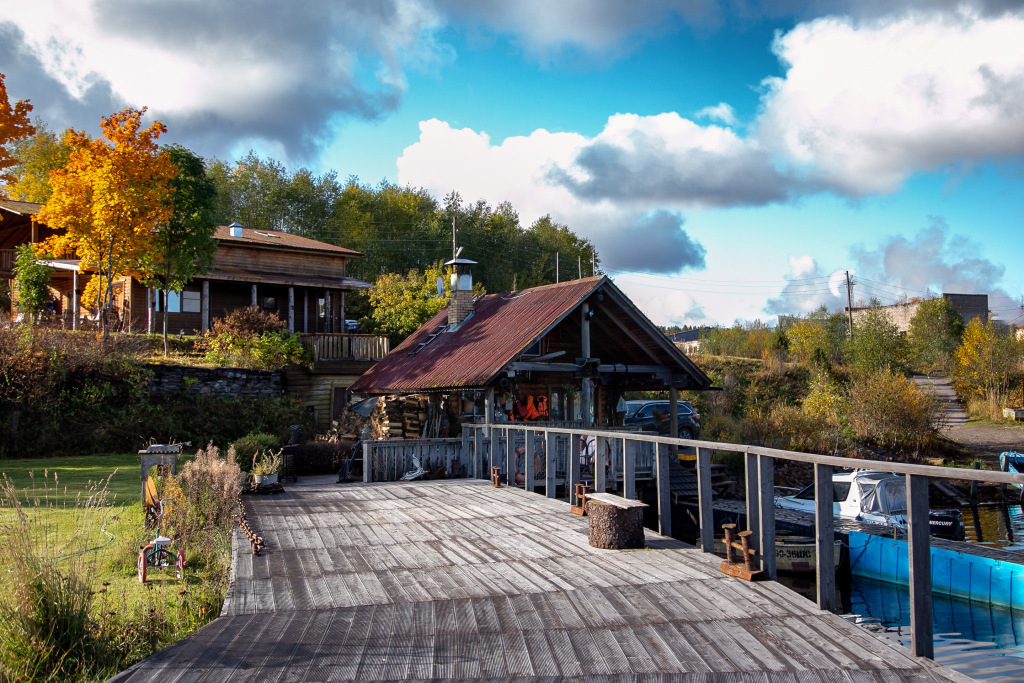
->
xmin=283 ymin=366 xmax=362 ymax=432
xmin=216 ymin=244 xmax=346 ymax=279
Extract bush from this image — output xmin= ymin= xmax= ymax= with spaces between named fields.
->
xmin=162 ymin=443 xmax=242 ymax=550
xmin=230 ymin=432 xmax=280 ymax=472
xmin=296 ymin=439 xmax=357 ymax=475
xmin=848 ymin=368 xmax=938 ymax=452
xmin=197 ymin=307 xmax=308 ymax=370
xmin=209 ymin=307 xmax=285 ymax=337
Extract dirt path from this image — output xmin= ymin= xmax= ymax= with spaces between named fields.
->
xmin=915 ymin=374 xmax=1024 ymax=466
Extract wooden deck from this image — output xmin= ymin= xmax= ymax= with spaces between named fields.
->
xmin=110 ymin=477 xmax=975 ymax=682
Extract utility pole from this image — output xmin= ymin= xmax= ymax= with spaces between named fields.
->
xmin=846 ymin=270 xmax=855 ymax=341
xmin=592 ymin=252 xmax=596 ymax=276
xmin=452 ymin=215 xmax=456 ymax=261
xmin=556 ymin=252 xmax=559 ymax=283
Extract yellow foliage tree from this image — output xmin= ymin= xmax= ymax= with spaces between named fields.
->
xmin=788 ymin=319 xmax=828 ymax=364
xmin=952 ymin=317 xmax=1021 ymax=403
xmin=0 ymin=73 xmax=35 ymax=194
xmin=38 ymin=108 xmax=176 ymax=334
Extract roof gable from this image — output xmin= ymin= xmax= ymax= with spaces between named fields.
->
xmin=213 ymin=225 xmax=360 ymax=256
xmin=351 ymin=275 xmax=710 ymax=394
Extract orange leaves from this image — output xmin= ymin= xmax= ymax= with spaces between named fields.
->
xmin=37 ymin=107 xmax=177 ymax=319
xmin=0 ymin=73 xmax=35 ymax=191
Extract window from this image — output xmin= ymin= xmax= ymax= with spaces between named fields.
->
xmin=262 ymin=296 xmax=277 ymax=310
xmin=155 ymin=291 xmax=200 ymax=313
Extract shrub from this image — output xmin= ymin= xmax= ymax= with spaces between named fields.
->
xmin=847 ymin=368 xmax=938 ymax=452
xmin=296 ymin=439 xmax=357 ymax=475
xmin=209 ymin=306 xmax=285 ymax=337
xmin=230 ymin=432 xmax=280 ymax=472
xmin=162 ymin=443 xmax=242 ymax=552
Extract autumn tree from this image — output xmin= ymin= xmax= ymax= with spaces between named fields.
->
xmin=4 ymin=118 xmax=71 ymax=203
xmin=146 ymin=144 xmax=218 ymax=356
xmin=849 ymin=305 xmax=909 ymax=375
xmin=908 ymin=297 xmax=964 ymax=373
xmin=38 ymin=108 xmax=176 ymax=335
xmin=0 ymin=73 xmax=35 ymax=196
xmin=952 ymin=318 xmax=1021 ymax=412
xmin=13 ymin=243 xmax=53 ymax=323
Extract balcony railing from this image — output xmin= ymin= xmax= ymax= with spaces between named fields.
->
xmin=300 ymin=333 xmax=390 ymax=361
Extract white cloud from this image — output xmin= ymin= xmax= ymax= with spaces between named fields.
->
xmin=695 ymin=102 xmax=738 ymax=126
xmin=761 ymin=8 xmax=1024 ymax=195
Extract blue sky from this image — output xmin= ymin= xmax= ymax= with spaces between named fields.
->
xmin=3 ymin=1 xmax=1024 ymax=327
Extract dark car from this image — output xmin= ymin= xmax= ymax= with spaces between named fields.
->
xmin=622 ymin=400 xmax=701 ymax=439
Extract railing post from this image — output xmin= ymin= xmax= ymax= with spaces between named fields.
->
xmin=696 ymin=447 xmax=714 ymax=553
xmin=545 ymin=429 xmax=557 ymax=498
xmin=814 ymin=463 xmax=835 ymax=612
xmin=362 ymin=441 xmax=372 ymax=483
xmin=488 ymin=424 xmax=499 ymax=480
xmin=524 ymin=429 xmax=535 ymax=492
xmin=594 ymin=434 xmax=607 ymax=493
xmin=623 ymin=437 xmax=636 ymax=500
xmin=656 ymin=441 xmax=672 ymax=537
xmin=506 ymin=428 xmax=515 ymax=485
xmin=473 ymin=426 xmax=483 ymax=479
xmin=907 ymin=474 xmax=934 ymax=659
xmin=745 ymin=449 xmax=760 ymax=541
xmin=758 ymin=454 xmax=776 ymax=580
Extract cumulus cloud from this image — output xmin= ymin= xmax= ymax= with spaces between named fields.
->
xmin=397 ymin=119 xmax=708 ymax=274
xmin=760 ymin=9 xmax=1024 ymax=195
xmin=695 ymin=103 xmax=738 ymax=126
xmin=0 ymin=0 xmax=445 ymax=160
xmin=551 ymin=113 xmax=797 ymax=208
xmin=764 ymin=256 xmax=850 ymax=316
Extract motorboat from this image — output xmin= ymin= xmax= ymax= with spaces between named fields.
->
xmin=775 ymin=470 xmax=965 ymax=541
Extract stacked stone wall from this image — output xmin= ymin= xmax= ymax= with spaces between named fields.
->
xmin=146 ymin=364 xmax=283 ymax=399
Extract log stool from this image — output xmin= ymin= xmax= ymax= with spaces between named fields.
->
xmin=585 ymin=493 xmax=648 ymax=550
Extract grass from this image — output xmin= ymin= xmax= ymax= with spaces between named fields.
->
xmin=0 ymin=451 xmax=232 ymax=682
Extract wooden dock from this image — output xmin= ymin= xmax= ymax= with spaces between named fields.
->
xmin=111 ymin=477 xmax=974 ymax=682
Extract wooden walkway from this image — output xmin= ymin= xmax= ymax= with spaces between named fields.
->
xmin=111 ymin=477 xmax=975 ymax=682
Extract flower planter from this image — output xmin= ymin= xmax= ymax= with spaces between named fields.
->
xmin=253 ymin=473 xmax=278 ymax=486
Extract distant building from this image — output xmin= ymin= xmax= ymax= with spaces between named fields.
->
xmin=666 ymin=328 xmax=702 ymax=354
xmin=847 ymin=293 xmax=988 ymax=333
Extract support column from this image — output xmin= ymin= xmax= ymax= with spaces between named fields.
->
xmin=71 ymin=270 xmax=78 ymax=331
xmin=908 ymin=474 xmax=934 ymax=658
xmin=202 ymin=280 xmax=210 ymax=332
xmin=581 ymin=379 xmax=594 ymax=427
xmin=745 ymin=450 xmax=759 ymax=539
xmin=697 ymin=447 xmax=714 ymax=552
xmin=251 ymin=284 xmax=257 ymax=308
xmin=669 ymin=386 xmax=679 ymax=459
xmin=288 ymin=287 xmax=295 ymax=333
xmin=815 ymin=463 xmax=836 ymax=612
xmin=758 ymin=454 xmax=776 ymax=580
xmin=147 ymin=288 xmax=154 ymax=333
xmin=545 ymin=430 xmax=557 ymax=498
xmin=656 ymin=442 xmax=672 ymax=537
xmin=303 ymin=290 xmax=309 ymax=333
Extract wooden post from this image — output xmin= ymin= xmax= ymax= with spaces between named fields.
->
xmin=524 ymin=429 xmax=535 ymax=492
xmin=758 ymin=454 xmax=776 ymax=580
xmin=303 ymin=290 xmax=309 ymax=333
xmin=202 ymin=280 xmax=210 ymax=332
xmin=623 ymin=437 xmax=636 ymax=500
xmin=287 ymin=287 xmax=295 ymax=333
xmin=251 ymin=284 xmax=257 ymax=308
xmin=569 ymin=432 xmax=580 ymax=503
xmin=505 ymin=428 xmax=514 ymax=485
xmin=656 ymin=442 xmax=672 ymax=537
xmin=71 ymin=270 xmax=78 ymax=331
xmin=362 ymin=441 xmax=372 ymax=483
xmin=581 ymin=378 xmax=593 ymax=427
xmin=745 ymin=449 xmax=760 ymax=541
xmin=815 ymin=463 xmax=835 ymax=612
xmin=907 ymin=474 xmax=934 ymax=659
xmin=594 ymin=434 xmax=606 ymax=493
xmin=545 ymin=430 xmax=557 ymax=498
xmin=697 ymin=447 xmax=714 ymax=553
xmin=669 ymin=387 xmax=679 ymax=459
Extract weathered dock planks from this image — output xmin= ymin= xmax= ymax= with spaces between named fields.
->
xmin=110 ymin=477 xmax=975 ymax=682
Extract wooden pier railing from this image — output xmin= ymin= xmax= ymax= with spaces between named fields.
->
xmin=367 ymin=422 xmax=1024 ymax=661
xmin=300 ymin=333 xmax=389 ymax=361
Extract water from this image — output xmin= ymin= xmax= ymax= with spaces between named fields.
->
xmin=960 ymin=503 xmax=1024 ymax=551
xmin=777 ymin=572 xmax=1024 ymax=681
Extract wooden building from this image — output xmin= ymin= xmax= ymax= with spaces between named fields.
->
xmin=1 ymin=201 xmax=370 ymax=333
xmin=350 ymin=266 xmax=712 ymax=434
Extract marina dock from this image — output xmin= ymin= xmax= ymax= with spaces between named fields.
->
xmin=112 ymin=477 xmax=973 ymax=682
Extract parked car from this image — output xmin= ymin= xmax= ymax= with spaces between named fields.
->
xmin=622 ymin=400 xmax=700 ymax=439
xmin=345 ymin=319 xmax=361 ymax=333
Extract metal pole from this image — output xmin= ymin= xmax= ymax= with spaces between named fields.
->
xmin=846 ymin=270 xmax=855 ymax=341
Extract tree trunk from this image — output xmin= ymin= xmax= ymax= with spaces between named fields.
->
xmin=162 ymin=289 xmax=170 ymax=356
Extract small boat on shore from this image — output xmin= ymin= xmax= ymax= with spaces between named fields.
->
xmin=775 ymin=470 xmax=965 ymax=541
xmin=1000 ymin=452 xmax=1024 ymax=487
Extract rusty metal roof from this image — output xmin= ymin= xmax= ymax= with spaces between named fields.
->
xmin=214 ymin=225 xmax=361 ymax=256
xmin=351 ymin=275 xmax=711 ymax=394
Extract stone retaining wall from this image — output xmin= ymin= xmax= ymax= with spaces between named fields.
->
xmin=147 ymin=364 xmax=283 ymax=399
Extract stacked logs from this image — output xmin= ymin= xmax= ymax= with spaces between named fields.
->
xmin=369 ymin=395 xmax=428 ymax=440
xmin=236 ymin=502 xmax=265 ymax=555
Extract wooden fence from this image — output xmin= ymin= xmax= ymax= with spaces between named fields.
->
xmin=366 ymin=422 xmax=1024 ymax=660
xmin=300 ymin=333 xmax=389 ymax=361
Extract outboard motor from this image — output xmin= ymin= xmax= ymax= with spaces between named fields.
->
xmin=929 ymin=509 xmax=966 ymax=541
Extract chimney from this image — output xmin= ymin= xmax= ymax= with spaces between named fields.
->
xmin=445 ymin=254 xmax=477 ymax=329
xmin=228 ymin=222 xmax=244 ymax=238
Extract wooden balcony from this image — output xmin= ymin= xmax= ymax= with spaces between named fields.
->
xmin=300 ymin=333 xmax=389 ymax=362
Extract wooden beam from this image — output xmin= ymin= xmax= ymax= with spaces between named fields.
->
xmin=656 ymin=442 xmax=672 ymax=537
xmin=758 ymin=454 xmax=776 ymax=580
xmin=595 ymin=305 xmax=664 ymax=365
xmin=908 ymin=474 xmax=934 ymax=658
xmin=697 ymin=447 xmax=714 ymax=552
xmin=815 ymin=463 xmax=836 ymax=612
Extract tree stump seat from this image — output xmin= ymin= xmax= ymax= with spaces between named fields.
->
xmin=585 ymin=493 xmax=648 ymax=550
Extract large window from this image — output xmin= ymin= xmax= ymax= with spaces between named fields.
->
xmin=155 ymin=290 xmax=200 ymax=313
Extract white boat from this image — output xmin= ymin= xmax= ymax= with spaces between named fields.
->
xmin=775 ymin=470 xmax=965 ymax=541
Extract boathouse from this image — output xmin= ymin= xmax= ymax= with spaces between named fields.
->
xmin=350 ymin=265 xmax=712 ymax=436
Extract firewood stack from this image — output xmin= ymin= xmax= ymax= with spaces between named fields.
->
xmin=369 ymin=395 xmax=429 ymax=440
xmin=330 ymin=406 xmax=369 ymax=440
